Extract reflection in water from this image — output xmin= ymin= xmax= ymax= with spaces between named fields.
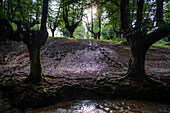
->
xmin=26 ymin=99 xmax=170 ymax=113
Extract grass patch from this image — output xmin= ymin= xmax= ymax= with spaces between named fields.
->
xmin=48 ymin=37 xmax=129 ymax=46
xmin=152 ymin=43 xmax=170 ymax=49
xmin=164 ymin=42 xmax=170 ymax=45
xmin=123 ymin=46 xmax=130 ymax=50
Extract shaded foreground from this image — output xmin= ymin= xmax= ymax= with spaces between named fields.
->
xmin=0 ymin=38 xmax=170 ymax=111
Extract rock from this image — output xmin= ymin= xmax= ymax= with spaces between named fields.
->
xmin=71 ymin=50 xmax=75 ymax=54
xmin=56 ymin=54 xmax=62 ymax=60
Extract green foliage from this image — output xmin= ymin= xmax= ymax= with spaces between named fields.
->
xmin=73 ymin=23 xmax=86 ymax=38
xmin=62 ymin=0 xmax=85 ymax=24
xmin=103 ymin=1 xmax=120 ymax=26
xmin=101 ymin=24 xmax=115 ymax=39
xmin=47 ymin=0 xmax=62 ymax=36
xmin=152 ymin=39 xmax=170 ymax=49
xmin=112 ymin=38 xmax=127 ymax=43
xmin=164 ymin=1 xmax=170 ymax=22
xmin=165 ymin=42 xmax=170 ymax=45
xmin=59 ymin=27 xmax=70 ymax=37
xmin=1 ymin=0 xmax=42 ymax=31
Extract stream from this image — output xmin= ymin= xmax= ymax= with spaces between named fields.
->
xmin=26 ymin=99 xmax=170 ymax=113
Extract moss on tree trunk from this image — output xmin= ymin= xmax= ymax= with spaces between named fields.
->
xmin=23 ymin=30 xmax=48 ymax=83
xmin=27 ymin=45 xmax=43 ymax=83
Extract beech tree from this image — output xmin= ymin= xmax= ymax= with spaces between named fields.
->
xmin=62 ymin=0 xmax=84 ymax=38
xmin=85 ymin=5 xmax=102 ymax=39
xmin=124 ymin=0 xmax=170 ymax=81
xmin=48 ymin=0 xmax=61 ymax=37
xmin=0 ymin=0 xmax=49 ymax=83
xmin=84 ymin=0 xmax=103 ymax=40
xmin=97 ymin=0 xmax=170 ymax=81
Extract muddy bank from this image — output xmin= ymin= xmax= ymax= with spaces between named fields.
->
xmin=0 ymin=38 xmax=170 ymax=110
xmin=0 ymin=73 xmax=170 ymax=111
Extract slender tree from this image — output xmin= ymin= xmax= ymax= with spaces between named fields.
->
xmin=85 ymin=2 xmax=102 ymax=40
xmin=48 ymin=0 xmax=61 ymax=37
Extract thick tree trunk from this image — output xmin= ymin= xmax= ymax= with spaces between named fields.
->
xmin=24 ymin=30 xmax=48 ymax=83
xmin=69 ymin=30 xmax=74 ymax=38
xmin=25 ymin=0 xmax=48 ymax=83
xmin=27 ymin=45 xmax=43 ymax=83
xmin=126 ymin=43 xmax=149 ymax=81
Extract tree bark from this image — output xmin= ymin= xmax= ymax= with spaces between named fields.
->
xmin=70 ymin=30 xmax=74 ymax=38
xmin=91 ymin=5 xmax=93 ymax=33
xmin=0 ymin=0 xmax=2 ymax=8
xmin=27 ymin=45 xmax=43 ymax=83
xmin=156 ymin=0 xmax=163 ymax=20
xmin=98 ymin=8 xmax=101 ymax=40
xmin=24 ymin=30 xmax=48 ymax=83
xmin=156 ymin=0 xmax=163 ymax=26
xmin=136 ymin=0 xmax=144 ymax=24
xmin=126 ymin=38 xmax=149 ymax=81
xmin=97 ymin=33 xmax=100 ymax=40
xmin=26 ymin=0 xmax=48 ymax=83
xmin=41 ymin=0 xmax=48 ymax=31
xmin=124 ymin=0 xmax=170 ymax=83
xmin=126 ymin=25 xmax=170 ymax=81
xmin=120 ymin=0 xmax=130 ymax=36
xmin=51 ymin=29 xmax=55 ymax=37
xmin=94 ymin=34 xmax=97 ymax=39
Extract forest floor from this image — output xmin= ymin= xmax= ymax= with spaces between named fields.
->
xmin=0 ymin=38 xmax=170 ymax=111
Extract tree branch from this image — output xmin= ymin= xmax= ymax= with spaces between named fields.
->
xmin=109 ymin=0 xmax=120 ymax=7
xmin=145 ymin=25 xmax=170 ymax=46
